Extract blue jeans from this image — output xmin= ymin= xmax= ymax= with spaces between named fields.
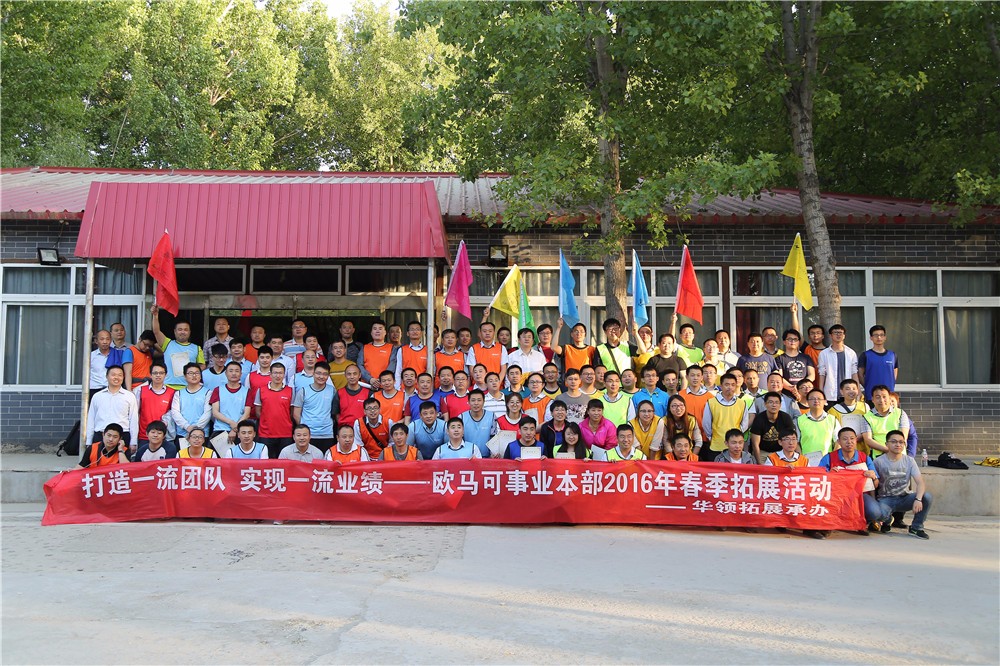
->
xmin=877 ymin=492 xmax=932 ymax=530
xmin=862 ymin=493 xmax=883 ymax=523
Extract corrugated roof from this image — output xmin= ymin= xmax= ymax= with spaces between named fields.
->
xmin=2 ymin=167 xmax=504 ymax=221
xmin=74 ymin=181 xmax=448 ymax=260
xmin=2 ymin=166 xmax=994 ymax=224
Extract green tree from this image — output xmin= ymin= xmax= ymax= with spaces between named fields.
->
xmin=0 ymin=0 xmax=128 ymax=166
xmin=324 ymin=0 xmax=456 ymax=170
xmin=89 ymin=0 xmax=298 ymax=169
xmin=403 ymin=1 xmax=780 ymax=321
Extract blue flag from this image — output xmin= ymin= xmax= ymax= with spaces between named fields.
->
xmin=559 ymin=249 xmax=580 ymax=327
xmin=631 ymin=250 xmax=650 ymax=327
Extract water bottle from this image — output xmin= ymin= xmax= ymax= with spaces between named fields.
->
xmin=921 ymin=449 xmax=928 ymax=468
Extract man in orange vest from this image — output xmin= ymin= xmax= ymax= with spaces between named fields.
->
xmin=394 ymin=320 xmax=429 ymax=388
xmin=353 ymin=398 xmax=392 ymax=460
xmin=75 ymin=423 xmax=129 ymax=468
xmin=466 ymin=319 xmax=509 ymax=378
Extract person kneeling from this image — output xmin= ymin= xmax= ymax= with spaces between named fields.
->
xmin=874 ymin=430 xmax=932 ymax=540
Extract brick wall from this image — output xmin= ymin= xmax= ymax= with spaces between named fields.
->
xmin=1 ymin=219 xmax=83 ymax=263
xmin=2 ymin=218 xmax=998 ymax=457
xmin=447 ymin=223 xmax=1000 ymax=268
xmin=1 ymin=391 xmax=81 ymax=452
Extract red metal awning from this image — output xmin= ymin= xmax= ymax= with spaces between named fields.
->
xmin=74 ymin=180 xmax=448 ymax=260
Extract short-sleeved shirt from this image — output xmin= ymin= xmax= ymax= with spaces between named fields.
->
xmin=134 ymin=441 xmax=178 ymax=462
xmin=874 ymin=454 xmax=920 ymax=498
xmin=278 ymin=444 xmax=324 ymax=462
xmin=748 ymin=411 xmax=796 ymax=454
xmin=161 ymin=338 xmax=205 ymax=388
xmin=776 ymin=352 xmax=815 ymax=385
xmin=737 ymin=352 xmax=778 ymax=377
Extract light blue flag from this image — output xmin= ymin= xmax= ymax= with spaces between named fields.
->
xmin=631 ymin=250 xmax=650 ymax=327
xmin=558 ymin=249 xmax=580 ymax=327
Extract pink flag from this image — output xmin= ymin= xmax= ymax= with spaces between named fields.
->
xmin=675 ymin=245 xmax=704 ymax=324
xmin=445 ymin=241 xmax=473 ymax=318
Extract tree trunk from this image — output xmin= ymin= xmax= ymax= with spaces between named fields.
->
xmin=591 ymin=7 xmax=628 ymax=325
xmin=781 ymin=1 xmax=842 ymax=329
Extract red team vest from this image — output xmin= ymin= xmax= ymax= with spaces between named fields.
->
xmin=137 ymin=385 xmax=175 ymax=440
xmin=337 ymin=386 xmax=369 ymax=428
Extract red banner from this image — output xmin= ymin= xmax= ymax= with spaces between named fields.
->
xmin=42 ymin=460 xmax=867 ymax=529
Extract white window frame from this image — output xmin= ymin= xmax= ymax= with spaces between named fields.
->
xmin=729 ymin=265 xmax=1000 ymax=392
xmin=0 ymin=264 xmax=146 ymax=391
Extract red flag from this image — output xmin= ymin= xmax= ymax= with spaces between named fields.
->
xmin=675 ymin=245 xmax=704 ymax=324
xmin=147 ymin=232 xmax=180 ymax=316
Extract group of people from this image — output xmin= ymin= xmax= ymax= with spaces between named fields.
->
xmin=78 ymin=304 xmax=930 ymax=539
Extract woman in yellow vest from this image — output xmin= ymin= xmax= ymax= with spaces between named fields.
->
xmin=630 ymin=400 xmax=664 ymax=459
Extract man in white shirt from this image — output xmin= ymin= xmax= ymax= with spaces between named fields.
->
xmin=507 ymin=328 xmax=547 ymax=375
xmin=87 ymin=365 xmax=139 ymax=445
xmin=816 ymin=324 xmax=859 ymax=403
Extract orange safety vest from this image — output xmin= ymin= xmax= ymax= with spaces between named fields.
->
xmin=357 ymin=418 xmax=391 ymax=459
xmin=328 ymin=447 xmax=365 ymax=464
xmin=383 ymin=445 xmax=419 ymax=461
xmin=470 ymin=343 xmax=505 ymax=376
xmin=665 ymin=452 xmax=699 ymax=462
xmin=374 ymin=390 xmax=406 ymax=424
xmin=435 ymin=350 xmax=466 ymax=384
xmin=90 ymin=444 xmax=122 ymax=467
xmin=563 ymin=345 xmax=596 ymax=373
xmin=362 ymin=342 xmax=395 ymax=379
xmin=767 ymin=452 xmax=810 ymax=468
xmin=398 ymin=345 xmax=428 ymax=376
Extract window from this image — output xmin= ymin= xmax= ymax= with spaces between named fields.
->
xmin=176 ymin=267 xmax=244 ymax=293
xmin=873 ymin=270 xmax=936 ymax=297
xmin=75 ymin=268 xmax=145 ymax=295
xmin=4 ymin=305 xmax=69 ymax=384
xmin=3 ymin=267 xmax=70 ymax=294
xmin=1 ymin=264 xmax=145 ymax=388
xmin=874 ymin=307 xmax=940 ymax=384
xmin=252 ymin=267 xmax=340 ymax=293
xmin=944 ymin=308 xmax=999 ymax=384
xmin=348 ymin=268 xmax=425 ymax=294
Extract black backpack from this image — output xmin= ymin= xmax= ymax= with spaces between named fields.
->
xmin=55 ymin=421 xmax=81 ymax=457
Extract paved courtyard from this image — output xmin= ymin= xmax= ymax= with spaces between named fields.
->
xmin=2 ymin=505 xmax=997 ymax=664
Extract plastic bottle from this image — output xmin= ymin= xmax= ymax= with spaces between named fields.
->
xmin=921 ymin=449 xmax=928 ymax=467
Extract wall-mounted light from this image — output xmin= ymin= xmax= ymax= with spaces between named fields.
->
xmin=37 ymin=246 xmax=61 ymax=266
xmin=487 ymin=244 xmax=509 ymax=267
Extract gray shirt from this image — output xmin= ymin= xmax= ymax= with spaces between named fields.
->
xmin=278 ymin=444 xmax=324 ymax=462
xmin=874 ymin=454 xmax=920 ymax=498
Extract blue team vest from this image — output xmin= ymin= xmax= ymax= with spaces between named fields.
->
xmin=297 ymin=382 xmax=335 ymax=437
xmin=177 ymin=386 xmax=209 ymax=436
xmin=214 ymin=384 xmax=249 ymax=432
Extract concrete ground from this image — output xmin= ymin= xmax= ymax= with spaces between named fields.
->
xmin=2 ymin=505 xmax=998 ymax=665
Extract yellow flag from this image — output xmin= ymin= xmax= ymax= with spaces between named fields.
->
xmin=781 ymin=233 xmax=814 ymax=310
xmin=490 ymin=264 xmax=522 ymax=318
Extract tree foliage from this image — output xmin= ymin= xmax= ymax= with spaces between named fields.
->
xmin=1 ymin=0 xmax=451 ymax=171
xmin=402 ymin=1 xmax=782 ymax=320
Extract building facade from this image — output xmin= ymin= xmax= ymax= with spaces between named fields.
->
xmin=2 ymin=167 xmax=997 ymax=456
